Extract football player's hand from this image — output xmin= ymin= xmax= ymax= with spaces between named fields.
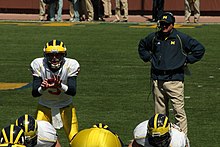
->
xmin=52 ymin=75 xmax=62 ymax=88
xmin=41 ymin=79 xmax=54 ymax=91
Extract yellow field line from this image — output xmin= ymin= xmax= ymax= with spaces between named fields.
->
xmin=0 ymin=82 xmax=29 ymax=90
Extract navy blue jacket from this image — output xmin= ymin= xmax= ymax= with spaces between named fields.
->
xmin=138 ymin=28 xmax=205 ymax=81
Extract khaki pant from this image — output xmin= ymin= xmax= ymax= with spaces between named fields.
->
xmin=36 ymin=104 xmax=78 ymax=142
xmin=115 ymin=0 xmax=128 ymax=21
xmin=83 ymin=0 xmax=94 ymax=21
xmin=185 ymin=0 xmax=200 ymax=22
xmin=39 ymin=0 xmax=46 ymax=20
xmin=69 ymin=1 xmax=74 ymax=18
xmin=152 ymin=80 xmax=188 ymax=135
xmin=102 ymin=0 xmax=112 ymax=17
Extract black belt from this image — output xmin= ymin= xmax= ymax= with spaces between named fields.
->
xmin=152 ymin=67 xmax=183 ymax=75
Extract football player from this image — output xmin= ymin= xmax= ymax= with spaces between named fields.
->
xmin=128 ymin=114 xmax=190 ymax=147
xmin=0 ymin=124 xmax=26 ymax=147
xmin=70 ymin=123 xmax=124 ymax=147
xmin=30 ymin=39 xmax=80 ymax=144
xmin=15 ymin=114 xmax=60 ymax=147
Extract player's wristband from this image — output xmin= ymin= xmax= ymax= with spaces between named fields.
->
xmin=60 ymin=83 xmax=68 ymax=92
xmin=38 ymin=87 xmax=44 ymax=94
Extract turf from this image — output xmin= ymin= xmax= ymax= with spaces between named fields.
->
xmin=0 ymin=22 xmax=219 ymax=146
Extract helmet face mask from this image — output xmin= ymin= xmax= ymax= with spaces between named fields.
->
xmin=45 ymin=52 xmax=65 ymax=70
xmin=24 ymin=134 xmax=38 ymax=147
xmin=148 ymin=132 xmax=171 ymax=147
xmin=43 ymin=40 xmax=67 ymax=70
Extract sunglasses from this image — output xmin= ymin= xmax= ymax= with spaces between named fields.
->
xmin=160 ymin=22 xmax=171 ymax=26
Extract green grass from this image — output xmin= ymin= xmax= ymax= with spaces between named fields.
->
xmin=0 ymin=22 xmax=220 ymax=146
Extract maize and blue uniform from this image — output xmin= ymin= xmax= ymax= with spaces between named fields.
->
xmin=133 ymin=120 xmax=190 ymax=147
xmin=30 ymin=57 xmax=80 ymax=143
xmin=138 ymin=27 xmax=205 ymax=135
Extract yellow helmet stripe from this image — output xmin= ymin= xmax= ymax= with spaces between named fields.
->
xmin=15 ymin=119 xmax=18 ymax=126
xmin=2 ymin=129 xmax=9 ymax=143
xmin=43 ymin=40 xmax=66 ymax=54
xmin=14 ymin=129 xmax=23 ymax=144
xmin=53 ymin=40 xmax=56 ymax=46
xmin=99 ymin=123 xmax=102 ymax=128
xmin=10 ymin=125 xmax=14 ymax=143
xmin=25 ymin=114 xmax=28 ymax=133
xmin=35 ymin=120 xmax=37 ymax=131
xmin=92 ymin=123 xmax=109 ymax=129
xmin=60 ymin=41 xmax=63 ymax=47
xmin=154 ymin=114 xmax=159 ymax=129
xmin=163 ymin=116 xmax=168 ymax=128
xmin=46 ymin=42 xmax=49 ymax=48
xmin=103 ymin=125 xmax=108 ymax=129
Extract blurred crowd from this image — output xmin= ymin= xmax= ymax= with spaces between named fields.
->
xmin=39 ymin=0 xmax=200 ymax=23
xmin=39 ymin=0 xmax=128 ymax=22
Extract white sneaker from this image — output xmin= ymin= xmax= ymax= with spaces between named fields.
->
xmin=69 ymin=18 xmax=74 ymax=21
xmin=113 ymin=19 xmax=120 ymax=22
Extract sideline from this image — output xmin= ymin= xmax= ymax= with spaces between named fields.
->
xmin=0 ymin=21 xmax=204 ymax=29
xmin=0 ymin=13 xmax=220 ymax=24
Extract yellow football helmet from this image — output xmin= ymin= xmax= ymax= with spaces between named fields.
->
xmin=147 ymin=114 xmax=171 ymax=147
xmin=15 ymin=114 xmax=37 ymax=147
xmin=43 ymin=40 xmax=67 ymax=70
xmin=0 ymin=124 xmax=25 ymax=145
xmin=70 ymin=123 xmax=123 ymax=147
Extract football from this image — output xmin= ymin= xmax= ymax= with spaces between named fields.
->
xmin=47 ymin=78 xmax=55 ymax=84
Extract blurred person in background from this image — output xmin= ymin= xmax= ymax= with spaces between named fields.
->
xmin=91 ymin=0 xmax=107 ymax=21
xmin=84 ymin=0 xmax=94 ymax=21
xmin=39 ymin=0 xmax=51 ymax=21
xmin=151 ymin=0 xmax=164 ymax=22
xmin=69 ymin=0 xmax=80 ymax=22
xmin=69 ymin=0 xmax=74 ymax=21
xmin=102 ymin=0 xmax=112 ymax=18
xmin=39 ymin=0 xmax=46 ymax=21
xmin=185 ymin=0 xmax=200 ymax=23
xmin=47 ymin=0 xmax=63 ymax=21
xmin=114 ymin=0 xmax=128 ymax=22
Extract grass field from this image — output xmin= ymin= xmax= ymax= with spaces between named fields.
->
xmin=0 ymin=22 xmax=219 ymax=146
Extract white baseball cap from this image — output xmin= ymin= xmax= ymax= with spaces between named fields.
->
xmin=133 ymin=120 xmax=148 ymax=146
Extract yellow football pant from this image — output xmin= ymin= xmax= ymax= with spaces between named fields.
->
xmin=35 ymin=104 xmax=78 ymax=142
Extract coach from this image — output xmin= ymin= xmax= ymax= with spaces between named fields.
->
xmin=138 ymin=12 xmax=205 ymax=135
